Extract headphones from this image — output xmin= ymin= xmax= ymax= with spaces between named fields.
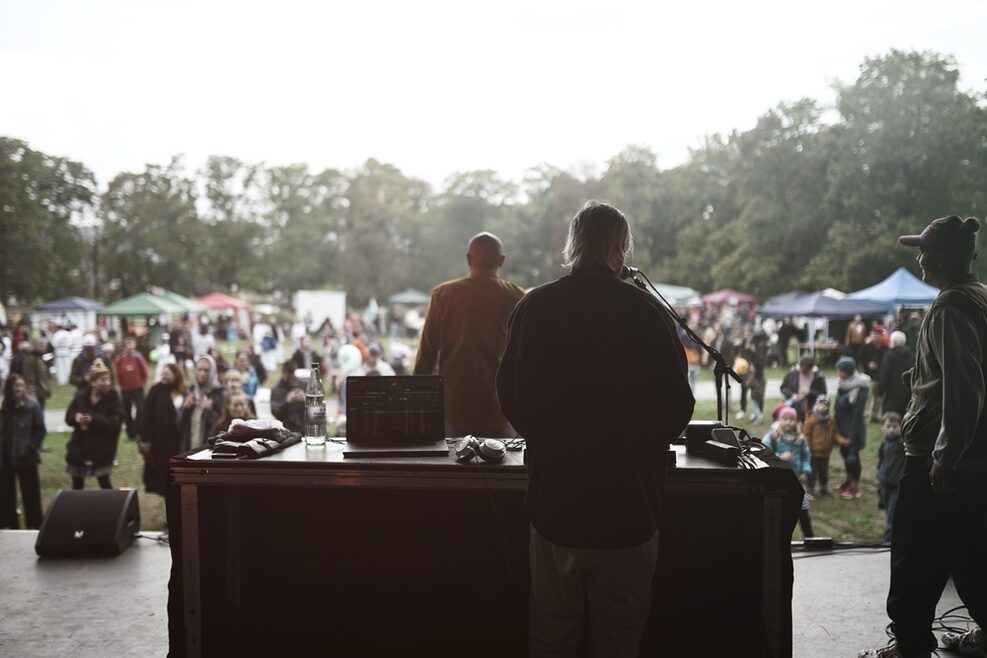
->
xmin=454 ymin=435 xmax=506 ymax=463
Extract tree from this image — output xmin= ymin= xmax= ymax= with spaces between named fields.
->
xmin=261 ymin=163 xmax=348 ymax=294
xmin=807 ymin=50 xmax=987 ymax=287
xmin=407 ymin=170 xmax=518 ymax=290
xmin=502 ymin=166 xmax=598 ymax=288
xmin=99 ymin=157 xmax=204 ymax=296
xmin=200 ymin=156 xmax=268 ymax=292
xmin=0 ymin=137 xmax=94 ymax=304
xmin=337 ymin=159 xmax=430 ymax=305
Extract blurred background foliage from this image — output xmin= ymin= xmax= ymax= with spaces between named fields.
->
xmin=3 ymin=50 xmax=986 ymax=306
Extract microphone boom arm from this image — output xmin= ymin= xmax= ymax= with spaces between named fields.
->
xmin=625 ymin=268 xmax=743 ymax=425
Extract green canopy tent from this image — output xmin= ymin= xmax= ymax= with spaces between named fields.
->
xmin=155 ymin=290 xmax=208 ymax=314
xmin=101 ymin=292 xmax=187 ymax=316
xmin=388 ymin=288 xmax=431 ymax=306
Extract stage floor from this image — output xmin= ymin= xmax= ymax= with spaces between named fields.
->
xmin=0 ymin=531 xmax=971 ymax=657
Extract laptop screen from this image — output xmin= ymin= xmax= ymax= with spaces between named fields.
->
xmin=346 ymin=375 xmax=444 ymax=443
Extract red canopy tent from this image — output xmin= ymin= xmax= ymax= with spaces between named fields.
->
xmin=702 ymin=289 xmax=757 ymax=305
xmin=197 ymin=292 xmax=252 ymax=335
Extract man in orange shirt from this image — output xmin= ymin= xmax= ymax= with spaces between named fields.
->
xmin=414 ymin=232 xmax=524 ymax=438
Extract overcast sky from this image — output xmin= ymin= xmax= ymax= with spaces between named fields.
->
xmin=2 ymin=0 xmax=986 ymax=189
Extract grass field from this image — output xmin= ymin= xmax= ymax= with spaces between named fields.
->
xmin=693 ymin=398 xmax=889 ymax=542
xmin=21 ymin=355 xmax=887 ymax=541
xmin=17 ymin=399 xmax=888 ymax=540
xmin=24 ymin=431 xmax=168 ymax=531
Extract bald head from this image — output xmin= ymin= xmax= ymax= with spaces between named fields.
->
xmin=467 ymin=232 xmax=505 ymax=276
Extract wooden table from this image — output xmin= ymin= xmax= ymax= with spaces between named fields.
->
xmin=167 ymin=440 xmax=801 ymax=657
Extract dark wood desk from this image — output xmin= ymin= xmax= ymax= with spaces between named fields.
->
xmin=168 ymin=442 xmax=801 ymax=657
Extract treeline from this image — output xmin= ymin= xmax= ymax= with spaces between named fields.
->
xmin=3 ymin=50 xmax=986 ymax=308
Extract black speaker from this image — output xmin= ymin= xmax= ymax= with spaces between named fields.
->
xmin=35 ymin=489 xmax=141 ymax=557
xmin=685 ymin=419 xmax=724 ymax=454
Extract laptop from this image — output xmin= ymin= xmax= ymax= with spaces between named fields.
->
xmin=342 ymin=375 xmax=450 ymax=458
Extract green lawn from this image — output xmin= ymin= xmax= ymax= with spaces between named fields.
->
xmin=30 ymin=352 xmax=885 ymax=541
xmin=26 ymin=402 xmax=886 ymax=540
xmin=693 ymin=398 xmax=888 ymax=542
xmin=22 ymin=431 xmax=168 ymax=531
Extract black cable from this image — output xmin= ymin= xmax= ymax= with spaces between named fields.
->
xmin=472 ymin=457 xmax=526 ymax=595
xmin=932 ymin=605 xmax=977 ymax=636
xmin=136 ymin=533 xmax=170 ymax=545
xmin=876 ymin=605 xmax=976 ymax=655
xmin=792 ymin=547 xmax=890 ymax=560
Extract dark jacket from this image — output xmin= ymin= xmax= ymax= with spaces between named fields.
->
xmin=876 ymin=434 xmax=906 ymax=488
xmin=835 ymin=373 xmax=870 ymax=449
xmin=780 ymin=366 xmax=827 ymax=409
xmin=901 ymin=275 xmax=987 ymax=472
xmin=290 ymin=349 xmax=323 ymax=371
xmin=65 ymin=388 xmax=124 ymax=468
xmin=270 ymin=377 xmax=304 ymax=430
xmin=497 ymin=265 xmax=695 ymax=550
xmin=1 ymin=398 xmax=46 ymax=468
xmin=273 ymin=399 xmax=305 ymax=434
xmin=250 ymin=353 xmax=267 ymax=387
xmin=141 ymin=382 xmax=182 ymax=495
xmin=20 ymin=352 xmax=51 ymax=401
xmin=857 ymin=341 xmax=887 ymax=380
xmin=69 ymin=349 xmax=109 ymax=390
xmin=878 ymin=345 xmax=914 ymax=416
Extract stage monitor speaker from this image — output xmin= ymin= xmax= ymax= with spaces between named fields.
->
xmin=35 ymin=489 xmax=141 ymax=558
xmin=685 ymin=419 xmax=724 ymax=454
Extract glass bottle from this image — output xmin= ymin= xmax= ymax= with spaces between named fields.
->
xmin=304 ymin=363 xmax=327 ymax=446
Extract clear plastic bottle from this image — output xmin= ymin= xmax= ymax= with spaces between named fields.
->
xmin=304 ymin=364 xmax=327 ymax=446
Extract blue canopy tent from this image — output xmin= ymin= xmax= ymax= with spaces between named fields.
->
xmin=759 ymin=291 xmax=892 ymax=318
xmin=759 ymin=290 xmax=892 ymax=357
xmin=34 ymin=297 xmax=103 ymax=313
xmin=845 ymin=267 xmax=938 ymax=306
xmin=30 ymin=296 xmax=104 ymax=333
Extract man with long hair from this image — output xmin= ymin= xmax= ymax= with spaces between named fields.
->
xmin=497 ymin=201 xmax=695 ymax=657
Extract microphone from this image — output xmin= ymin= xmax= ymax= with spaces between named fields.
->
xmin=619 ymin=265 xmax=641 ymax=280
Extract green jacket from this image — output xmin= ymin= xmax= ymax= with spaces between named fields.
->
xmin=902 ymin=273 xmax=987 ymax=473
xmin=21 ymin=352 xmax=51 ymax=401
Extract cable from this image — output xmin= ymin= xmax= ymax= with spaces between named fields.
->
xmin=932 ymin=605 xmax=977 ymax=637
xmin=875 ymin=605 xmax=976 ymax=656
xmin=472 ymin=457 xmax=527 ymax=595
xmin=136 ymin=533 xmax=170 ymax=545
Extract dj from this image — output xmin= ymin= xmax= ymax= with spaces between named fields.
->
xmin=414 ymin=232 xmax=525 ymax=438
xmin=497 ymin=201 xmax=695 ymax=657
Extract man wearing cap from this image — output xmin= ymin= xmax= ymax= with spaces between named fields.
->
xmin=860 ymin=216 xmax=987 ymax=658
xmin=414 ymin=232 xmax=525 ymax=438
xmin=69 ymin=334 xmax=108 ymax=392
xmin=65 ymin=358 xmax=124 ymax=490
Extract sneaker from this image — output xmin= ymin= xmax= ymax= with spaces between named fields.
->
xmin=858 ymin=643 xmax=932 ymax=657
xmin=941 ymin=626 xmax=986 ymax=656
xmin=734 ymin=410 xmax=746 ymax=420
xmin=835 ymin=479 xmax=850 ymax=493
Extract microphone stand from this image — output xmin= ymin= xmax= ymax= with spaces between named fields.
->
xmin=626 ymin=269 xmax=742 ymax=425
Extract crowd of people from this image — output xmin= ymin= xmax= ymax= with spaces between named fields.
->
xmin=0 ymin=306 xmax=418 ymax=530
xmin=0 ymin=207 xmax=984 ymax=658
